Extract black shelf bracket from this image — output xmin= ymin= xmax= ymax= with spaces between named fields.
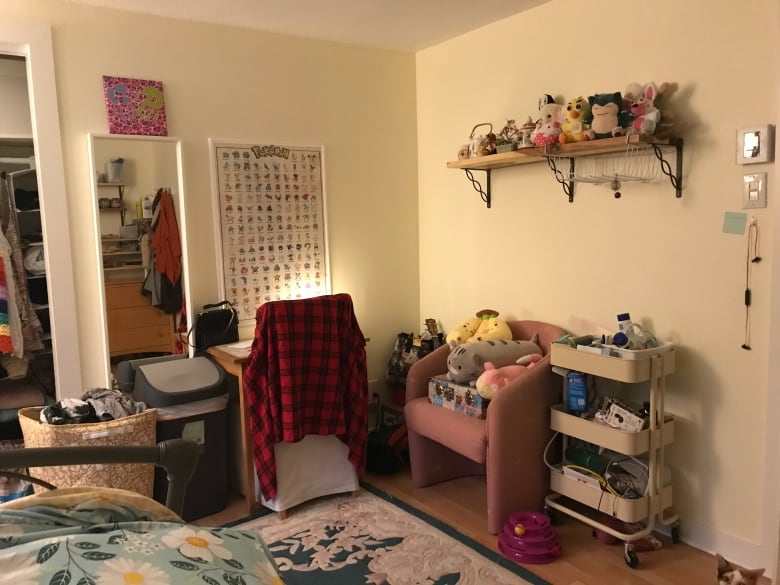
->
xmin=464 ymin=169 xmax=491 ymax=208
xmin=545 ymin=156 xmax=575 ymax=202
xmin=652 ymin=137 xmax=684 ymax=198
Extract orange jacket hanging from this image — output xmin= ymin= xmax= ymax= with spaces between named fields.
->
xmin=151 ymin=188 xmax=182 ymax=285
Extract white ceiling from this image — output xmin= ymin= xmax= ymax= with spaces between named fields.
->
xmin=62 ymin=0 xmax=548 ymax=52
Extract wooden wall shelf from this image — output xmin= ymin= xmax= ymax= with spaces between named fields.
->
xmin=447 ymin=135 xmax=683 ymax=207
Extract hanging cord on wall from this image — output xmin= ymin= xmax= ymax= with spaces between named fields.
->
xmin=742 ymin=217 xmax=761 ymax=350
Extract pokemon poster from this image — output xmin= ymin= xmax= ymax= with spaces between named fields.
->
xmin=211 ymin=141 xmax=330 ymax=322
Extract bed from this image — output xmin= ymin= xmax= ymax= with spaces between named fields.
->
xmin=0 ymin=438 xmax=284 ymax=584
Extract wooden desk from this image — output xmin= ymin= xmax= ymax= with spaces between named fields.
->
xmin=206 ymin=344 xmax=257 ymax=514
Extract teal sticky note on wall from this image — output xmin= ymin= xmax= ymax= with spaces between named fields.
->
xmin=723 ymin=212 xmax=748 ymax=235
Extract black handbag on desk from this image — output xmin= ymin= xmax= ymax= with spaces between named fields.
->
xmin=191 ymin=301 xmax=239 ymax=354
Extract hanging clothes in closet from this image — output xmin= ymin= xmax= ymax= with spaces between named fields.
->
xmin=0 ymin=171 xmax=44 ymax=376
xmin=142 ymin=187 xmax=182 ymax=315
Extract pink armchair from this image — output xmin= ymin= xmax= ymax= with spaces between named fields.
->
xmin=404 ymin=320 xmax=566 ymax=534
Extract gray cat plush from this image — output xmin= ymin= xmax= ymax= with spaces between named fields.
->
xmin=717 ymin=554 xmax=765 ymax=585
xmin=446 ymin=335 xmax=542 ymax=385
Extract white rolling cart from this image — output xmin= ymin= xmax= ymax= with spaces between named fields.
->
xmin=543 ymin=342 xmax=680 ymax=568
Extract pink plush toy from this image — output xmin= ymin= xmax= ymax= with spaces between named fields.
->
xmin=475 ymin=353 xmax=543 ymax=399
xmin=627 ymin=82 xmax=661 ymax=136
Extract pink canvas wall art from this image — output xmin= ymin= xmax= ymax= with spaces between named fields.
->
xmin=103 ymin=76 xmax=168 ymax=136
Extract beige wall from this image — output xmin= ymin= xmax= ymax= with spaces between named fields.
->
xmin=0 ymin=57 xmax=31 ymax=137
xmin=4 ymin=0 xmax=420 ymax=391
xmin=416 ymin=0 xmax=777 ymax=571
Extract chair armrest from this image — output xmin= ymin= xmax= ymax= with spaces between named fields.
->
xmin=405 ymin=344 xmax=450 ymax=403
xmin=485 ymin=355 xmax=562 ymax=531
xmin=487 ymin=355 xmax=560 ymax=432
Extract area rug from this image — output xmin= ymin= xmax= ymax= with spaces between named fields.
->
xmin=229 ymin=484 xmax=551 ymax=585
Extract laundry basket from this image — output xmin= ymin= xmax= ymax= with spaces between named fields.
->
xmin=18 ymin=407 xmax=157 ymax=497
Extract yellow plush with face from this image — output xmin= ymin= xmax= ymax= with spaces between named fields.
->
xmin=558 ymin=96 xmax=594 ymax=144
xmin=445 ymin=317 xmax=481 ymax=346
xmin=467 ymin=315 xmax=512 ymax=343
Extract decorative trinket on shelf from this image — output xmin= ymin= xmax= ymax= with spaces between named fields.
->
xmin=467 ymin=122 xmax=496 ymax=157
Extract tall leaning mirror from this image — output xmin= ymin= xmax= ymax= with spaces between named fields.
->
xmin=87 ymin=133 xmax=192 ymax=387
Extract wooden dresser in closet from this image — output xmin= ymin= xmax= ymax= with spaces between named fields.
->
xmin=105 ymin=281 xmax=174 ymax=357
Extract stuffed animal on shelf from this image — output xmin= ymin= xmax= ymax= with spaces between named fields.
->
xmin=533 ymin=101 xmax=564 ymax=146
xmin=446 ymin=335 xmax=542 ymax=385
xmin=538 ymin=93 xmax=556 ymax=110
xmin=445 ymin=316 xmax=481 ymax=346
xmin=626 ymin=82 xmax=661 ymax=136
xmin=559 ymin=96 xmax=595 ymax=144
xmin=625 ymin=81 xmax=676 ymax=137
xmin=587 ymin=92 xmax=632 ymax=139
xmin=475 ymin=353 xmax=543 ymax=399
xmin=466 ymin=309 xmax=512 ymax=343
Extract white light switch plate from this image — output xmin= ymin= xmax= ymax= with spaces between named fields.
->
xmin=743 ymin=172 xmax=767 ymax=209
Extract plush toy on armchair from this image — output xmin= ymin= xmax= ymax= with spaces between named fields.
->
xmin=467 ymin=309 xmax=512 ymax=343
xmin=445 ymin=316 xmax=481 ymax=346
xmin=445 ymin=309 xmax=512 ymax=347
xmin=475 ymin=353 xmax=543 ymax=399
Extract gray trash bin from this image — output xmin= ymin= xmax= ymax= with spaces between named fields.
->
xmin=117 ymin=355 xmax=228 ymax=520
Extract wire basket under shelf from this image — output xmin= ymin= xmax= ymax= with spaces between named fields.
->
xmin=547 ymin=143 xmax=660 ymax=188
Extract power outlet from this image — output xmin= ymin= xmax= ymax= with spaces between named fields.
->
xmin=743 ymin=172 xmax=767 ymax=209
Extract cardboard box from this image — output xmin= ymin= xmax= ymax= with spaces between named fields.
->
xmin=428 ymin=375 xmax=489 ymax=419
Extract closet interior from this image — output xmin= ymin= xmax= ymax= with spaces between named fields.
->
xmin=0 ymin=138 xmax=54 ymax=426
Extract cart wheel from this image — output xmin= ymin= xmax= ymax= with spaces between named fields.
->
xmin=671 ymin=523 xmax=681 ymax=544
xmin=544 ymin=505 xmax=559 ymax=525
xmin=624 ymin=545 xmax=639 ymax=569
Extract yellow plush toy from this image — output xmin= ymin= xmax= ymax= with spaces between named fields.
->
xmin=558 ymin=96 xmax=595 ymax=144
xmin=445 ymin=316 xmax=480 ymax=346
xmin=467 ymin=309 xmax=512 ymax=343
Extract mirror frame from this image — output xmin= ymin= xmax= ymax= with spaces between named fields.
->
xmin=87 ymin=132 xmax=193 ymax=387
xmin=0 ymin=22 xmax=82 ymax=396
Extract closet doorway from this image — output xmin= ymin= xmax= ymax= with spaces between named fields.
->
xmin=0 ymin=23 xmax=81 ymax=399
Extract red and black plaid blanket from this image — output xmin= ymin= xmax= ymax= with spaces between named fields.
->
xmin=243 ymin=293 xmax=368 ymax=500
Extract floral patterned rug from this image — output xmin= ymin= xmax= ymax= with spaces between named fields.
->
xmin=231 ymin=485 xmax=550 ymax=585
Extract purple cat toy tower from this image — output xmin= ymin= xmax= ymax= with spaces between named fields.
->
xmin=498 ymin=511 xmax=561 ymax=564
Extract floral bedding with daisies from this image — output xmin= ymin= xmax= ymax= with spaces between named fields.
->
xmin=0 ymin=487 xmax=283 ymax=585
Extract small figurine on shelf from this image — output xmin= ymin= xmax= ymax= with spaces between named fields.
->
xmin=518 ymin=117 xmax=537 ymax=147
xmin=467 ymin=123 xmax=496 ymax=157
xmin=496 ymin=120 xmax=519 ymax=153
xmin=499 ymin=119 xmax=520 ymax=142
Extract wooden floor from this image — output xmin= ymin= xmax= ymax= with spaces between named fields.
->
xmin=195 ymin=469 xmax=765 ymax=585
